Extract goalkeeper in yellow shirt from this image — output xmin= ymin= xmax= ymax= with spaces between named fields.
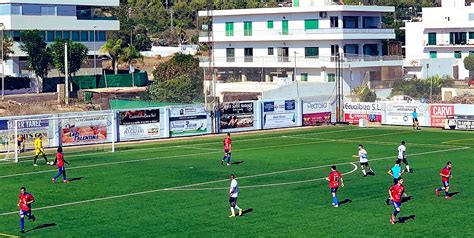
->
xmin=33 ymin=134 xmax=48 ymax=166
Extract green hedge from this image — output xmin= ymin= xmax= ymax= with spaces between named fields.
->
xmin=0 ymin=77 xmax=30 ymax=90
xmin=43 ymin=72 xmax=149 ymax=93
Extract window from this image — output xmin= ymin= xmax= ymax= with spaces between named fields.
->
xmin=344 ymin=44 xmax=359 ymax=55
xmin=294 ymin=0 xmax=299 ymax=7
xmin=301 ymin=73 xmax=308 ymax=82
xmin=362 ymin=16 xmax=379 ymax=29
xmin=72 ymin=31 xmax=80 ymax=41
xmin=11 ymin=4 xmax=21 ymax=15
xmin=57 ymin=6 xmax=75 ymax=16
xmin=470 ymin=51 xmax=474 ymax=56
xmin=55 ymin=31 xmax=62 ymax=40
xmin=89 ymin=31 xmax=95 ymax=41
xmin=363 ymin=44 xmax=379 ymax=56
xmin=63 ymin=31 xmax=70 ymax=40
xmin=0 ymin=4 xmax=10 ymax=15
xmin=429 ymin=51 xmax=437 ymax=59
xmin=282 ymin=20 xmax=288 ymax=35
xmin=244 ymin=48 xmax=253 ymax=62
xmin=330 ymin=16 xmax=339 ymax=28
xmin=46 ymin=31 xmax=54 ymax=42
xmin=454 ymin=51 xmax=462 ymax=59
xmin=13 ymin=31 xmax=21 ymax=41
xmin=428 ymin=32 xmax=437 ymax=45
xmin=343 ymin=16 xmax=359 ymax=29
xmin=328 ymin=73 xmax=336 ymax=82
xmin=268 ymin=47 xmax=274 ymax=55
xmin=40 ymin=6 xmax=55 ymax=16
xmin=305 ymin=47 xmax=319 ymax=58
xmin=244 ymin=21 xmax=252 ymax=36
xmin=22 ymin=4 xmax=41 ymax=15
xmin=38 ymin=31 xmax=45 ymax=41
xmin=450 ymin=32 xmax=467 ymax=45
xmin=225 ymin=22 xmax=234 ymax=37
xmin=98 ymin=31 xmax=106 ymax=41
xmin=80 ymin=31 xmax=89 ymax=41
xmin=226 ymin=48 xmax=235 ymax=62
xmin=305 ymin=19 xmax=319 ymax=30
xmin=267 ymin=21 xmax=274 ymax=29
xmin=470 ymin=13 xmax=474 ymax=21
xmin=470 ymin=32 xmax=474 ymax=40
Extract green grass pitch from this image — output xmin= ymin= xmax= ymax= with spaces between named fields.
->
xmin=0 ymin=126 xmax=473 ymax=237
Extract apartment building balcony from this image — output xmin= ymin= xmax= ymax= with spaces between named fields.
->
xmin=199 ymin=28 xmax=395 ymax=42
xmin=199 ymin=54 xmax=403 ymax=68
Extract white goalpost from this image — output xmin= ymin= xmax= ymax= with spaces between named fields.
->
xmin=5 ymin=113 xmax=116 ymax=163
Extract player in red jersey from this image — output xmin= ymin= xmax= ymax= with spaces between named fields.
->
xmin=325 ymin=165 xmax=344 ymax=208
xmin=17 ymin=187 xmax=36 ymax=233
xmin=436 ymin=161 xmax=452 ymax=199
xmin=221 ymin=133 xmax=232 ymax=166
xmin=51 ymin=147 xmax=70 ymax=183
xmin=388 ymin=178 xmax=405 ymax=224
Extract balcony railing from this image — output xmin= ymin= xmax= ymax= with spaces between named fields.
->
xmin=199 ymin=28 xmax=394 ymax=38
xmin=200 ymin=54 xmax=403 ymax=64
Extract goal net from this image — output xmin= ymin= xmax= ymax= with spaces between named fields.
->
xmin=0 ymin=113 xmax=116 ymax=164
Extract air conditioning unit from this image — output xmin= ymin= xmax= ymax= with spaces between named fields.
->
xmin=319 ymin=12 xmax=328 ymax=18
xmin=468 ymin=39 xmax=474 ymax=45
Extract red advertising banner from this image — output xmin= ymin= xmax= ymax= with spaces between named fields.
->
xmin=62 ymin=126 xmax=108 ymax=145
xmin=303 ymin=112 xmax=331 ymax=126
xmin=344 ymin=113 xmax=382 ymax=125
xmin=430 ymin=105 xmax=454 ymax=128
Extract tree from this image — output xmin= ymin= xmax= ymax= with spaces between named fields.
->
xmin=354 ymin=85 xmax=377 ymax=102
xmin=391 ymin=76 xmax=454 ymax=99
xmin=100 ymin=38 xmax=123 ymax=74
xmin=146 ymin=53 xmax=203 ymax=103
xmin=20 ymin=30 xmax=50 ymax=93
xmin=119 ymin=44 xmax=143 ymax=66
xmin=134 ymin=34 xmax=152 ymax=51
xmin=50 ymin=39 xmax=88 ymax=77
xmin=1 ymin=36 xmax=13 ymax=61
xmin=464 ymin=55 xmax=474 ymax=79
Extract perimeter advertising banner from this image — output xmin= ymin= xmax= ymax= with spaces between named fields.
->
xmin=170 ymin=106 xmax=208 ymax=137
xmin=0 ymin=118 xmax=50 ymax=151
xmin=343 ymin=102 xmax=384 ymax=125
xmin=430 ymin=104 xmax=455 ymax=128
xmin=220 ymin=102 xmax=255 ymax=130
xmin=61 ymin=115 xmax=111 ymax=145
xmin=445 ymin=118 xmax=474 ymax=131
xmin=119 ymin=109 xmax=160 ymax=140
xmin=262 ymin=100 xmax=297 ymax=129
xmin=384 ymin=103 xmax=428 ymax=126
xmin=302 ymin=101 xmax=331 ymax=126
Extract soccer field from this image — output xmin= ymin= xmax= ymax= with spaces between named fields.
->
xmin=0 ymin=126 xmax=473 ymax=237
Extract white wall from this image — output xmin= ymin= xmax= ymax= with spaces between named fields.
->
xmin=0 ymin=0 xmax=119 ymax=7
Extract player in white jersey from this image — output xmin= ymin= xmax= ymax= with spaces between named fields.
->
xmin=397 ymin=141 xmax=412 ymax=173
xmin=229 ymin=174 xmax=242 ymax=217
xmin=353 ymin=144 xmax=375 ymax=177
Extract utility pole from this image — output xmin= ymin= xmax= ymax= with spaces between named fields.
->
xmin=1 ymin=23 xmax=4 ymax=100
xmin=64 ymin=42 xmax=69 ymax=105
xmin=93 ymin=25 xmax=97 ymax=75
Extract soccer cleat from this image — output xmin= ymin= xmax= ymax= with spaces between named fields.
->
xmin=51 ymin=178 xmax=56 ymax=183
xmin=33 ymin=164 xmax=38 ymax=167
xmin=363 ymin=174 xmax=367 ymax=177
xmin=31 ymin=215 xmax=36 ymax=222
xmin=390 ymin=219 xmax=395 ymax=225
xmin=333 ymin=205 xmax=339 ymax=208
xmin=63 ymin=180 xmax=69 ymax=183
xmin=20 ymin=230 xmax=25 ymax=234
xmin=221 ymin=160 xmax=224 ymax=165
xmin=385 ymin=199 xmax=390 ymax=205
xmin=227 ymin=163 xmax=230 ymax=166
xmin=229 ymin=214 xmax=235 ymax=218
xmin=445 ymin=196 xmax=452 ymax=199
xmin=435 ymin=189 xmax=440 ymax=197
xmin=238 ymin=209 xmax=243 ymax=216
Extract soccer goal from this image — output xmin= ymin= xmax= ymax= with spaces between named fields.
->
xmin=2 ymin=113 xmax=116 ymax=164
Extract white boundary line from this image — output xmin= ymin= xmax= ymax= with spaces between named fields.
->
xmin=7 ymin=128 xmax=359 ymax=164
xmin=168 ymin=163 xmax=358 ymax=191
xmin=0 ymin=146 xmax=467 ymax=217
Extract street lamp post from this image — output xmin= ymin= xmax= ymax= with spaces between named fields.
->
xmin=294 ymin=51 xmax=300 ymax=99
xmin=93 ymin=25 xmax=97 ymax=75
xmin=1 ymin=23 xmax=4 ymax=100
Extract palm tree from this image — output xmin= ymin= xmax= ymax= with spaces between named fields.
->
xmin=100 ymin=38 xmax=123 ymax=74
xmin=119 ymin=44 xmax=143 ymax=66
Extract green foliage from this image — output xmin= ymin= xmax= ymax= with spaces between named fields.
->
xmin=1 ymin=35 xmax=13 ymax=62
xmin=100 ymin=38 xmax=124 ymax=74
xmin=134 ymin=34 xmax=152 ymax=51
xmin=50 ymin=39 xmax=88 ymax=77
xmin=20 ymin=30 xmax=50 ymax=79
xmin=463 ymin=55 xmax=474 ymax=71
xmin=146 ymin=53 xmax=203 ymax=103
xmin=391 ymin=75 xmax=454 ymax=99
xmin=119 ymin=44 xmax=143 ymax=64
xmin=354 ymin=85 xmax=377 ymax=102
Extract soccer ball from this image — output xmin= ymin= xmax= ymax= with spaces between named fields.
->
xmin=49 ymin=161 xmax=54 ymax=166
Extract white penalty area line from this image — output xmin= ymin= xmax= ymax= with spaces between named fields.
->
xmin=9 ymin=128 xmax=359 ymax=165
xmin=0 ymin=232 xmax=19 ymax=238
xmin=0 ymin=146 xmax=468 ymax=217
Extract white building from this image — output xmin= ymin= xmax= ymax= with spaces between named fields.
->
xmin=405 ymin=0 xmax=474 ymax=80
xmin=0 ymin=0 xmax=120 ymax=76
xmin=199 ymin=0 xmax=403 ymax=101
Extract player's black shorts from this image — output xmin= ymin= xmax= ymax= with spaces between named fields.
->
xmin=396 ymin=158 xmax=409 ymax=165
xmin=393 ymin=178 xmax=399 ymax=185
xmin=360 ymin=162 xmax=369 ymax=167
xmin=229 ymin=197 xmax=237 ymax=206
xmin=413 ymin=118 xmax=418 ymax=122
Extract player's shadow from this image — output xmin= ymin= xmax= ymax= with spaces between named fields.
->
xmin=339 ymin=199 xmax=353 ymax=206
xmin=448 ymin=192 xmax=460 ymax=197
xmin=241 ymin=208 xmax=253 ymax=216
xmin=401 ymin=196 xmax=413 ymax=204
xmin=397 ymin=215 xmax=416 ymax=224
xmin=69 ymin=177 xmax=85 ymax=182
xmin=26 ymin=223 xmax=57 ymax=233
xmin=231 ymin=161 xmax=244 ymax=165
